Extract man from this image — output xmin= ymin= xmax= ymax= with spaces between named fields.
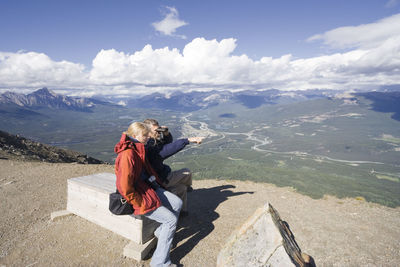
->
xmin=144 ymin=118 xmax=204 ymax=216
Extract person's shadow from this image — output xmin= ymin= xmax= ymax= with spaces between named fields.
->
xmin=170 ymin=184 xmax=254 ymax=263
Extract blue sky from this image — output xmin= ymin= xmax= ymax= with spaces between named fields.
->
xmin=1 ymin=0 xmax=400 ymax=96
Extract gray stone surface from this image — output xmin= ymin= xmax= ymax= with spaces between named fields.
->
xmin=123 ymin=238 xmax=158 ymax=261
xmin=217 ymin=203 xmax=294 ymax=267
xmin=66 ymin=172 xmax=158 ymax=261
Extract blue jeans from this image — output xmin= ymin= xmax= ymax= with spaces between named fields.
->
xmin=144 ymin=187 xmax=182 ymax=267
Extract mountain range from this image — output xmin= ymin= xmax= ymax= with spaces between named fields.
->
xmin=0 ymin=86 xmax=343 ymax=113
xmin=117 ymin=89 xmax=338 ymax=110
xmin=0 ymin=87 xmax=111 ymax=112
xmin=1 ymin=87 xmax=400 ymax=120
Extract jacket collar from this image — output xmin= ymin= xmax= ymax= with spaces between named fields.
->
xmin=114 ymin=133 xmax=146 ymax=161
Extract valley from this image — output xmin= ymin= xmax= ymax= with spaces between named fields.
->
xmin=1 ymin=89 xmax=399 ymax=207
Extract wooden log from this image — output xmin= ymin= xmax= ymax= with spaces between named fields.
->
xmin=268 ymin=203 xmax=316 ymax=267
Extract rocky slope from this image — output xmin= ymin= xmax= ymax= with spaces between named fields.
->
xmin=0 ymin=130 xmax=104 ymax=164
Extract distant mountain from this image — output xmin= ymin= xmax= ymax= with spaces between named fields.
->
xmin=356 ymin=91 xmax=400 ymax=121
xmin=126 ymin=89 xmax=336 ymax=111
xmin=234 ymin=89 xmax=281 ymax=108
xmin=0 ymin=130 xmax=105 ymax=164
xmin=4 ymin=87 xmax=396 ymax=114
xmin=127 ymin=90 xmax=233 ymax=111
xmin=0 ymin=88 xmax=113 ymax=112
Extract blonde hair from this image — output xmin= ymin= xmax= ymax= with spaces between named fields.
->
xmin=124 ymin=122 xmax=150 ymax=137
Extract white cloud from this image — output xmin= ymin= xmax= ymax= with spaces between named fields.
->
xmin=0 ymin=51 xmax=87 ymax=89
xmin=89 ymin=38 xmax=255 ymax=89
xmin=88 ymin=34 xmax=400 ymax=92
xmin=1 ymin=14 xmax=400 ymax=96
xmin=307 ymin=13 xmax=400 ymax=50
xmin=152 ymin=6 xmax=188 ymax=39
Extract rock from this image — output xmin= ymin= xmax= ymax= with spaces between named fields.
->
xmin=217 ymin=203 xmax=315 ymax=267
xmin=0 ymin=130 xmax=106 ymax=164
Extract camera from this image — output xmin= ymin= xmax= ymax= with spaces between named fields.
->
xmin=155 ymin=126 xmax=168 ymax=133
xmin=155 ymin=127 xmax=168 ymax=140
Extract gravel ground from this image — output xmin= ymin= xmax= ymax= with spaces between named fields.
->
xmin=1 ymin=159 xmax=399 ymax=266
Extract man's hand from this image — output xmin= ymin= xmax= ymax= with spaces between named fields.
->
xmin=188 ymin=137 xmax=204 ymax=144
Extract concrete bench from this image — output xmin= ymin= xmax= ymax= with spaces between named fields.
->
xmin=65 ymin=172 xmax=159 ymax=261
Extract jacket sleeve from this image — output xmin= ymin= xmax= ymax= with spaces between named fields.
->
xmin=159 ymin=138 xmax=190 ymax=159
xmin=117 ymin=151 xmax=142 ymax=207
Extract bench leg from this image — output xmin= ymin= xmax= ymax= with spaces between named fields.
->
xmin=123 ymin=237 xmax=158 ymax=261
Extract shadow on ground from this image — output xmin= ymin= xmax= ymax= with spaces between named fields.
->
xmin=170 ymin=184 xmax=254 ymax=264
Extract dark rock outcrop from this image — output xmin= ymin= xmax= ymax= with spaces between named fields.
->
xmin=0 ymin=130 xmax=105 ymax=164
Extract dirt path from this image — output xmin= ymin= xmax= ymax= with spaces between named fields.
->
xmin=1 ymin=160 xmax=399 ymax=266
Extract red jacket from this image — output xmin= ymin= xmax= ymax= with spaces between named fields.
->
xmin=114 ymin=133 xmax=162 ymax=215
